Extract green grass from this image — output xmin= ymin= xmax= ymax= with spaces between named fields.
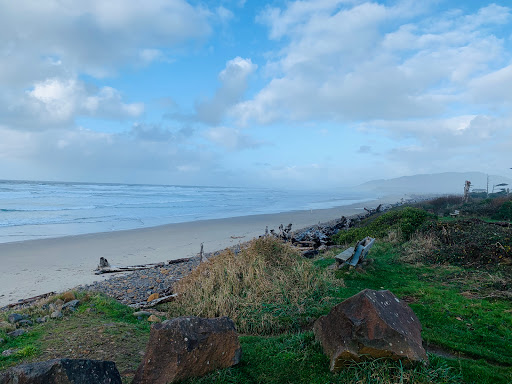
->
xmin=332 ymin=243 xmax=512 ymax=367
xmin=1 ymin=293 xmax=151 ymax=376
xmin=183 ymin=333 xmax=463 ymax=384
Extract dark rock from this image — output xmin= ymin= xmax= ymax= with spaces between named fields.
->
xmin=8 ymin=313 xmax=27 ymax=324
xmin=62 ymin=300 xmax=80 ymax=311
xmin=0 ymin=338 xmax=4 ymax=344
xmin=7 ymin=329 xmax=27 ymax=338
xmin=35 ymin=317 xmax=48 ymax=324
xmin=302 ymin=249 xmax=319 ymax=259
xmin=314 ymin=289 xmax=427 ymax=372
xmin=0 ymin=359 xmax=122 ymax=384
xmin=17 ymin=320 xmax=33 ymax=327
xmin=133 ymin=316 xmax=241 ymax=384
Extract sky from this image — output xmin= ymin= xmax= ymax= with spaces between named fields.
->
xmin=1 ymin=0 xmax=512 ymax=189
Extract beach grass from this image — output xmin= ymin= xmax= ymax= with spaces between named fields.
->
xmin=165 ymin=236 xmax=343 ymax=335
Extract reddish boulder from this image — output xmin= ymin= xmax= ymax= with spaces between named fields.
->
xmin=0 ymin=359 xmax=121 ymax=384
xmin=314 ymin=289 xmax=427 ymax=371
xmin=133 ymin=316 xmax=241 ymax=384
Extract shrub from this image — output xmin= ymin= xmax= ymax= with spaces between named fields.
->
xmin=334 ymin=207 xmax=436 ymax=245
xmin=493 ymin=201 xmax=512 ymax=221
xmin=167 ymin=237 xmax=341 ymax=335
xmin=418 ymin=195 xmax=462 ymax=215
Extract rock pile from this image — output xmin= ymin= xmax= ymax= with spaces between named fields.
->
xmin=81 ymin=258 xmax=199 ymax=305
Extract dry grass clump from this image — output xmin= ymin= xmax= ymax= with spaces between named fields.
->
xmin=401 ymin=232 xmax=440 ymax=264
xmin=168 ymin=237 xmax=339 ymax=335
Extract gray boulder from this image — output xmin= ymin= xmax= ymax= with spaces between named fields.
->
xmin=133 ymin=316 xmax=241 ymax=384
xmin=314 ymin=289 xmax=428 ymax=372
xmin=7 ymin=329 xmax=26 ymax=338
xmin=7 ymin=313 xmax=28 ymax=324
xmin=0 ymin=359 xmax=122 ymax=384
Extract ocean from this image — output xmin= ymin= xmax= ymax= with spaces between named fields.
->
xmin=0 ymin=180 xmax=374 ymax=244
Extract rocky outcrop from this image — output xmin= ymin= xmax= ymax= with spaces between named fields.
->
xmin=314 ymin=289 xmax=427 ymax=372
xmin=0 ymin=359 xmax=122 ymax=384
xmin=133 ymin=316 xmax=241 ymax=384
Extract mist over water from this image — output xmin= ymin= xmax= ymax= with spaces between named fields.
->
xmin=0 ymin=180 xmax=374 ymax=244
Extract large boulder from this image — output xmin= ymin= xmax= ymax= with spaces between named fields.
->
xmin=314 ymin=289 xmax=427 ymax=372
xmin=0 ymin=359 xmax=122 ymax=384
xmin=133 ymin=316 xmax=241 ymax=384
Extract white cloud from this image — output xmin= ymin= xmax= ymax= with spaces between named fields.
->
xmin=0 ymin=77 xmax=144 ymax=129
xmin=196 ymin=57 xmax=257 ymax=125
xmin=0 ymin=0 xmax=213 ymax=132
xmin=0 ymin=125 xmax=219 ymax=183
xmin=234 ymin=1 xmax=512 ymax=125
xmin=205 ymin=126 xmax=263 ymax=150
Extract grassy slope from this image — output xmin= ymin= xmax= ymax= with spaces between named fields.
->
xmin=1 ymin=203 xmax=511 ymax=384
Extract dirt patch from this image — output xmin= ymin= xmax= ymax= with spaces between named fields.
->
xmin=28 ymin=314 xmax=149 ymax=382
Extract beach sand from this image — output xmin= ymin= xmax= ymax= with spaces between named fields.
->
xmin=0 ymin=196 xmax=399 ymax=307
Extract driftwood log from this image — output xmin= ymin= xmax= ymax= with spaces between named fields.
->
xmin=95 ymin=258 xmax=192 ymax=275
xmin=3 ymin=291 xmax=57 ymax=309
xmin=128 ymin=294 xmax=178 ymax=309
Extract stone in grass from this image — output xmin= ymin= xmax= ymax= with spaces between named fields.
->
xmin=8 ymin=313 xmax=28 ymax=324
xmin=133 ymin=311 xmax=151 ymax=318
xmin=0 ymin=358 xmax=122 ymax=384
xmin=50 ymin=310 xmax=63 ymax=319
xmin=62 ymin=300 xmax=80 ymax=311
xmin=147 ymin=293 xmax=159 ymax=302
xmin=133 ymin=316 xmax=242 ymax=384
xmin=147 ymin=315 xmax=161 ymax=323
xmin=17 ymin=320 xmax=33 ymax=327
xmin=7 ymin=329 xmax=27 ymax=338
xmin=2 ymin=349 xmax=19 ymax=357
xmin=314 ymin=289 xmax=428 ymax=372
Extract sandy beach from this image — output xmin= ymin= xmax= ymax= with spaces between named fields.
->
xmin=0 ymin=197 xmax=398 ymax=307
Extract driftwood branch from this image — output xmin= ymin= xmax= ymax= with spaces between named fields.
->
xmin=4 ymin=291 xmax=56 ymax=309
xmin=128 ymin=294 xmax=178 ymax=309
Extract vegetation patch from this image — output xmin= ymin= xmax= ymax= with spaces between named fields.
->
xmin=333 ymin=207 xmax=436 ymax=244
xmin=166 ymin=237 xmax=342 ymax=335
xmin=419 ymin=219 xmax=512 ymax=268
xmin=183 ymin=332 xmax=463 ymax=384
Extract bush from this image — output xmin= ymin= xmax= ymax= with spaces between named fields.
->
xmin=334 ymin=207 xmax=436 ymax=245
xmin=417 ymin=195 xmax=462 ymax=215
xmin=493 ymin=201 xmax=512 ymax=221
xmin=167 ymin=237 xmax=341 ymax=335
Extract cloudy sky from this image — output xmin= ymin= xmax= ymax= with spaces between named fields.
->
xmin=1 ymin=0 xmax=511 ymax=189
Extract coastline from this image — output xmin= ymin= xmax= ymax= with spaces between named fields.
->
xmin=0 ymin=195 xmax=400 ymax=307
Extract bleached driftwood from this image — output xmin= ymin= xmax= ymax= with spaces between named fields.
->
xmin=95 ymin=258 xmax=192 ymax=275
xmin=128 ymin=294 xmax=178 ymax=309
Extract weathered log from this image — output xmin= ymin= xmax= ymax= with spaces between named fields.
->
xmin=4 ymin=291 xmax=57 ymax=309
xmin=95 ymin=258 xmax=192 ymax=275
xmin=129 ymin=294 xmax=178 ymax=309
xmin=167 ymin=257 xmax=193 ymax=265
